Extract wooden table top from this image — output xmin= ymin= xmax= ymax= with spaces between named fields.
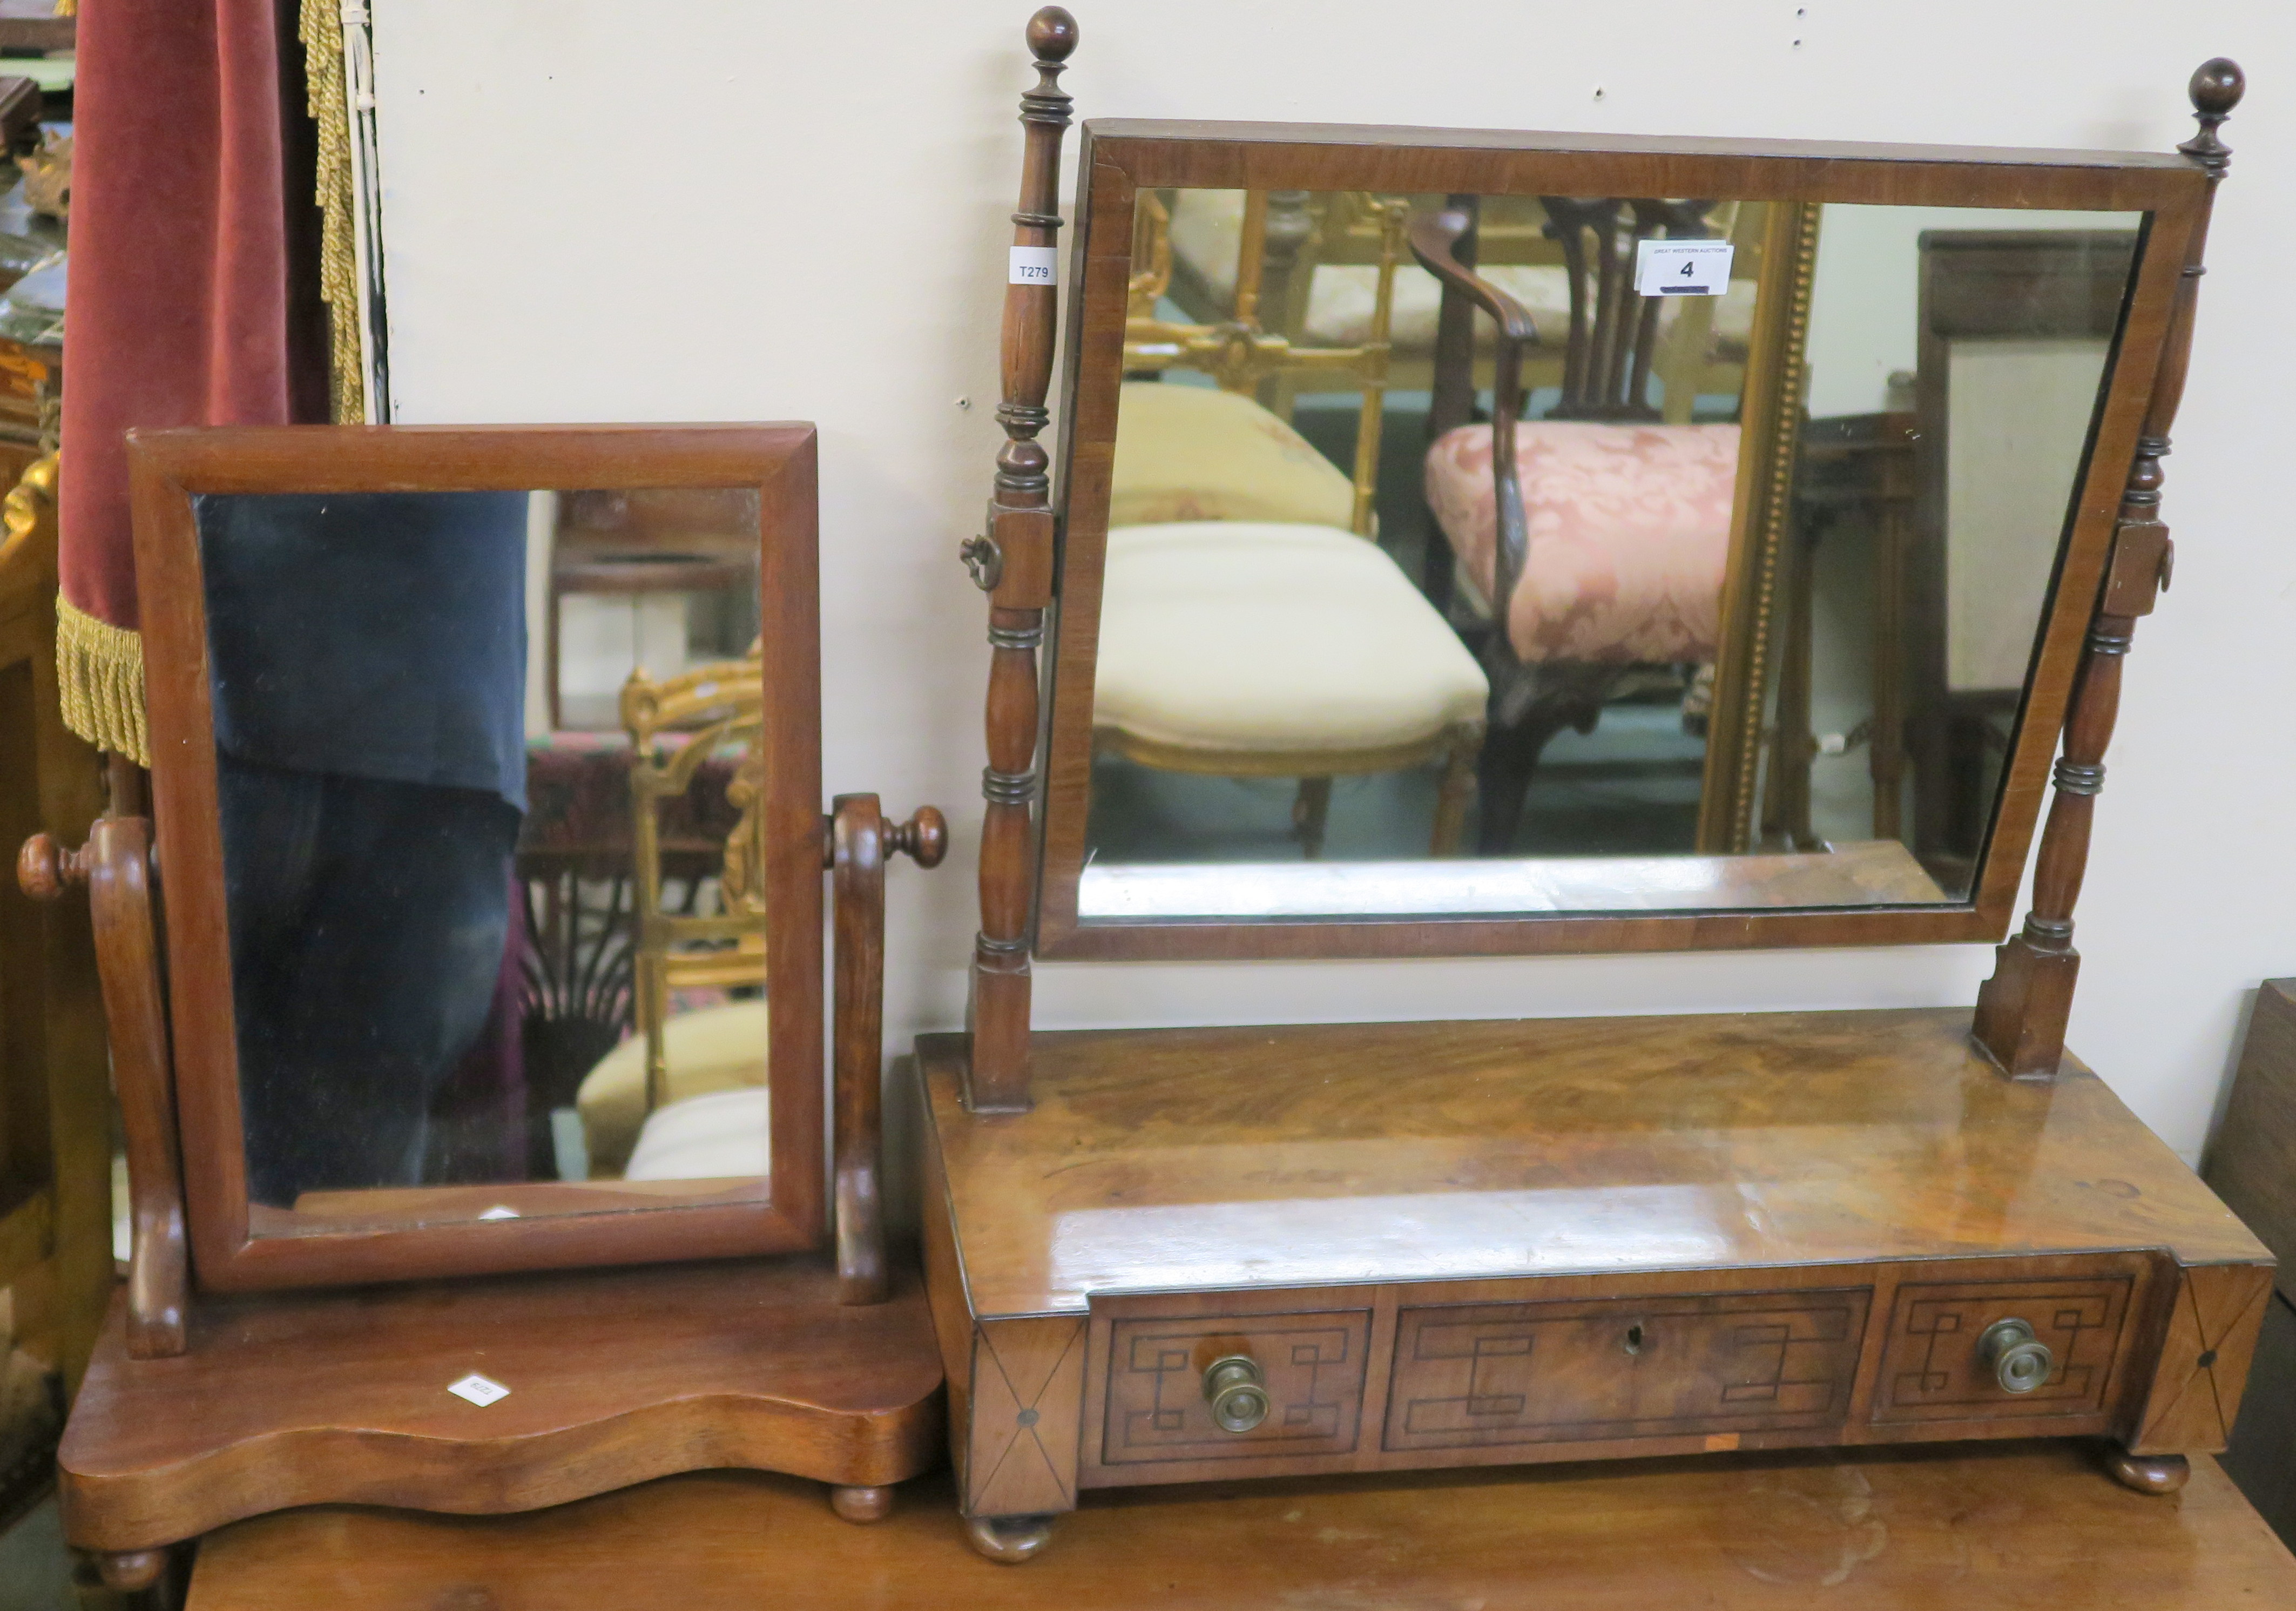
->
xmin=919 ymin=1008 xmax=2267 ymax=1319
xmin=187 ymin=1440 xmax=2296 ymax=1609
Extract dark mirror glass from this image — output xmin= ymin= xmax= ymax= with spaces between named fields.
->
xmin=197 ymin=486 xmax=772 ymax=1234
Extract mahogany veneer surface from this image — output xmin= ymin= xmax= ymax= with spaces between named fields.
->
xmin=916 ymin=1010 xmax=2271 ymax=1514
xmin=59 ymin=1256 xmax=944 ymax=1552
xmin=920 ymin=1009 xmax=2264 ymax=1318
xmin=184 ymin=1443 xmax=2296 ymax=1609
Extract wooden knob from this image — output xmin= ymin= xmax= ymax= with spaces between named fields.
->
xmin=16 ymin=832 xmax=89 ymax=901
xmin=889 ymin=807 xmax=948 ymax=869
xmin=2191 ymin=57 xmax=2245 ymax=117
xmin=1027 ymin=5 xmax=1078 ymax=63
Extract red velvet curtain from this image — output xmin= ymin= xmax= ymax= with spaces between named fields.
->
xmin=59 ymin=0 xmax=328 ymax=643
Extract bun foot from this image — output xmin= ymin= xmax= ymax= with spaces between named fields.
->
xmin=96 ymin=1549 xmax=168 ymax=1592
xmin=964 ymin=1513 xmax=1056 ymax=1563
xmin=830 ymin=1484 xmax=895 ymax=1523
xmin=2105 ymin=1450 xmax=2191 ymax=1495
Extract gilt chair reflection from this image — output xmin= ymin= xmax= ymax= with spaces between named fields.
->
xmin=1163 ymin=190 xmax=1761 ymax=426
xmin=1099 ymin=189 xmax=1487 ymax=857
xmin=1413 ymin=198 xmax=1762 ymax=854
xmin=570 ymin=651 xmax=770 ymax=1179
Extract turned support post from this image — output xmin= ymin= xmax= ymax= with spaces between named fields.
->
xmin=963 ymin=6 xmax=1076 ymax=1113
xmin=1973 ymin=58 xmax=2240 ymax=1077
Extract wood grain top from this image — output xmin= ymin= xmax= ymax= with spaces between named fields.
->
xmin=917 ymin=1009 xmax=2268 ymax=1319
xmin=58 ymin=1256 xmax=944 ymax=1551
xmin=1085 ymin=118 xmax=2203 ymax=173
xmin=185 ymin=1443 xmax=2296 ymax=1609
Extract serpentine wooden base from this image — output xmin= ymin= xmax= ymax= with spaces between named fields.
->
xmin=181 ymin=1445 xmax=2296 ymax=1607
xmin=914 ymin=1009 xmax=2272 ymax=1548
xmin=59 ymin=1255 xmax=943 ymax=1556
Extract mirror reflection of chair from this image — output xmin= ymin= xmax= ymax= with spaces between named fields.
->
xmin=547 ymin=489 xmax=761 ymax=730
xmin=1164 ymin=190 xmax=1763 ymax=429
xmin=1099 ymin=189 xmax=1488 ymax=858
xmin=1412 ymin=198 xmax=1761 ymax=855
xmin=571 ymin=650 xmax=769 ymax=1181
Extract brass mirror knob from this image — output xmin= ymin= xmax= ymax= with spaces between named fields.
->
xmin=1978 ymin=1318 xmax=2054 ymax=1393
xmin=1201 ymin=1354 xmax=1268 ymax=1433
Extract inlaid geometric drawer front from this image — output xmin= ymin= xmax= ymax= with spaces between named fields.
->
xmin=1873 ymin=1276 xmax=2133 ymax=1423
xmin=1101 ymin=1310 xmax=1372 ymax=1466
xmin=1382 ymin=1289 xmax=1869 ymax=1453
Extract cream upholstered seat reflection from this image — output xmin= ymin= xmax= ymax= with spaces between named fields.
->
xmin=576 ymin=998 xmax=766 ymax=1176
xmin=1108 ymin=381 xmax=1355 ymax=532
xmin=1099 ymin=188 xmax=1489 ymax=857
xmin=573 ymin=650 xmax=772 ymax=1179
xmin=1093 ymin=523 xmax=1488 ymax=854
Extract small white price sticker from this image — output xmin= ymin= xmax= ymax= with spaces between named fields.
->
xmin=448 ymin=1373 xmax=510 ymax=1407
xmin=1634 ymin=238 xmax=1734 ymax=297
xmin=1009 ymin=246 xmax=1058 ymax=286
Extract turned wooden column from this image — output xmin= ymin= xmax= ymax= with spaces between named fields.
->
xmin=1973 ymin=59 xmax=2241 ymax=1077
xmin=962 ymin=7 xmax=1076 ymax=1113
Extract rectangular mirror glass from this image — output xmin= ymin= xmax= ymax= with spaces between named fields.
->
xmin=197 ymin=486 xmax=774 ymax=1235
xmin=1057 ymin=187 xmax=2141 ymax=927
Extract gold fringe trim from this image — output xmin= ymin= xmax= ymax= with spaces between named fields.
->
xmin=300 ymin=0 xmax=365 ymax=424
xmin=55 ymin=594 xmax=149 ymax=767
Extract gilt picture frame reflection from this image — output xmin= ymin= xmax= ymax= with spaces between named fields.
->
xmin=1034 ymin=124 xmax=2200 ymax=960
xmin=129 ymin=425 xmax=824 ymax=1292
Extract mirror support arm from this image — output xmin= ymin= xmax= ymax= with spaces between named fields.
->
xmin=965 ymin=8 xmax=1076 ymax=1115
xmin=1974 ymin=58 xmax=2240 ymax=1079
xmin=21 ymin=817 xmax=189 ymax=1356
xmin=828 ymin=798 xmax=946 ymax=1306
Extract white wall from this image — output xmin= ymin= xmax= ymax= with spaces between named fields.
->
xmin=369 ymin=1 xmax=2296 ymax=1164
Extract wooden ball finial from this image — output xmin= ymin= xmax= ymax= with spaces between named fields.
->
xmin=890 ymin=806 xmax=949 ymax=869
xmin=17 ymin=832 xmax=89 ymax=901
xmin=1027 ymin=6 xmax=1078 ymax=64
xmin=2191 ymin=57 xmax=2245 ymax=117
xmin=2179 ymin=57 xmax=2244 ymax=179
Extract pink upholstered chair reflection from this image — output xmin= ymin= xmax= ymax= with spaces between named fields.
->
xmin=1412 ymin=201 xmax=1743 ymax=853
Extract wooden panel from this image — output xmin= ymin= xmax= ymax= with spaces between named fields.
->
xmin=1100 ymin=1309 xmax=1370 ymax=1467
xmin=58 ymin=1256 xmax=944 ymax=1553
xmin=1874 ymin=1273 xmax=2133 ymax=1423
xmin=963 ymin=1315 xmax=1084 ymax=1518
xmin=1385 ymin=1289 xmax=1867 ymax=1453
xmin=186 ymin=1445 xmax=2296 ymax=1610
xmin=2134 ymin=1262 xmax=2275 ymax=1456
xmin=2206 ymin=979 xmax=2296 ymax=1305
xmin=916 ymin=1013 xmax=2270 ymax=1324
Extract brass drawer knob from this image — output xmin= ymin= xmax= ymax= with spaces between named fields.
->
xmin=1978 ymin=1318 xmax=2055 ymax=1393
xmin=1202 ymin=1354 xmax=1269 ymax=1433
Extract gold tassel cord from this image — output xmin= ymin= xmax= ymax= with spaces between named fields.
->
xmin=300 ymin=0 xmax=365 ymax=424
xmin=55 ymin=594 xmax=148 ymax=768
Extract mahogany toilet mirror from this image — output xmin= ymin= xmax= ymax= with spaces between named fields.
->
xmin=924 ymin=12 xmax=2268 ymax=1563
xmin=17 ymin=423 xmax=951 ymax=1585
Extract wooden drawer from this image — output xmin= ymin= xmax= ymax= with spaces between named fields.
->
xmin=1099 ymin=1308 xmax=1372 ymax=1467
xmin=1873 ymin=1273 xmax=2136 ymax=1423
xmin=1383 ymin=1288 xmax=1870 ymax=1453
